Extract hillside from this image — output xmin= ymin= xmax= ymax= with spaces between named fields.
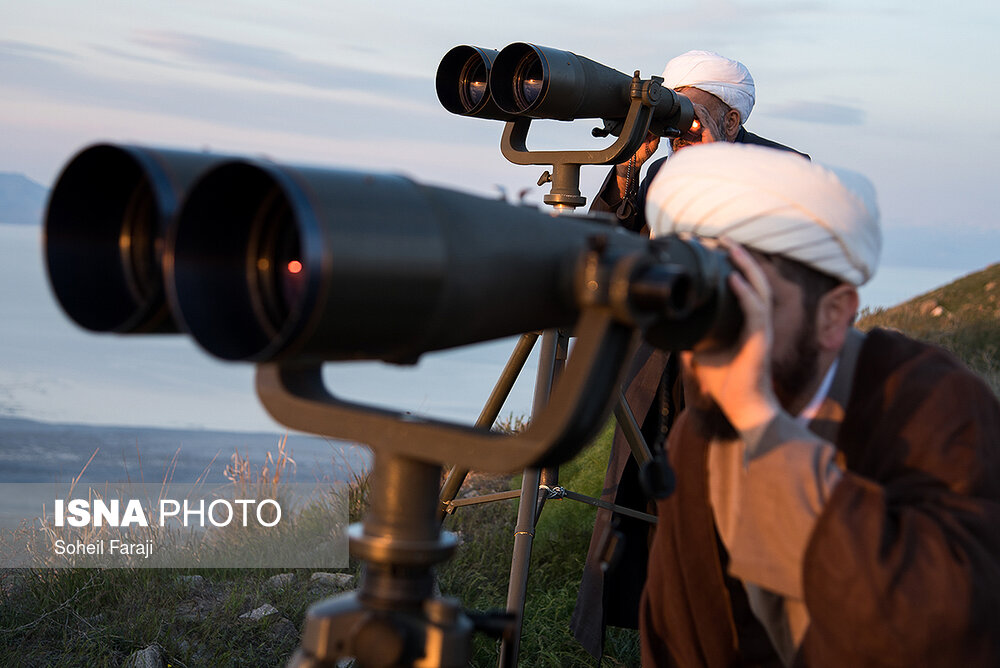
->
xmin=858 ymin=262 xmax=999 ymax=394
xmin=0 ymin=172 xmax=48 ymax=225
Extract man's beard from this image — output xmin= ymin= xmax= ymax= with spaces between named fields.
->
xmin=685 ymin=319 xmax=820 ymax=442
xmin=670 ymin=137 xmax=696 ymax=152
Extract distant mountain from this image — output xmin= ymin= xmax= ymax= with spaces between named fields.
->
xmin=858 ymin=262 xmax=999 ymax=395
xmin=0 ymin=172 xmax=48 ymax=225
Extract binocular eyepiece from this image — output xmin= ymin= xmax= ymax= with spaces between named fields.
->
xmin=436 ymin=42 xmax=694 ymax=137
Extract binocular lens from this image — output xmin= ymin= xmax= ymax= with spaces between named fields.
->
xmin=118 ymin=179 xmax=159 ymax=306
xmin=436 ymin=45 xmax=517 ymax=120
xmin=251 ymin=192 xmax=306 ymax=336
xmin=168 ymin=162 xmax=320 ymax=361
xmin=459 ymin=58 xmax=488 ymax=110
xmin=513 ymin=53 xmax=544 ymax=110
xmin=45 ymin=144 xmax=175 ymax=333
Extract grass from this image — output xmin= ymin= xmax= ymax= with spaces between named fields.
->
xmin=438 ymin=420 xmax=640 ymax=667
xmin=0 ymin=438 xmax=355 ymax=667
xmin=858 ymin=262 xmax=999 ymax=395
xmin=0 ymin=567 xmax=315 ymax=667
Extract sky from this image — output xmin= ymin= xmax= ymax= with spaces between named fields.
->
xmin=0 ymin=0 xmax=997 ymax=433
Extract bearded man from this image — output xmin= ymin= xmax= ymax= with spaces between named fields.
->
xmin=639 ymin=142 xmax=1000 ymax=666
xmin=574 ymin=51 xmax=807 ymax=658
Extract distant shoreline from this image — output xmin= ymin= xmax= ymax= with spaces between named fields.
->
xmin=0 ymin=414 xmax=370 ymax=485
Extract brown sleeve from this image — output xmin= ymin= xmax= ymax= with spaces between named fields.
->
xmin=799 ymin=343 xmax=1000 ymax=666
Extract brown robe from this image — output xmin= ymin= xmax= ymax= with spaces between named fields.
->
xmin=571 ymin=342 xmax=671 ymax=656
xmin=641 ymin=328 xmax=1000 ymax=667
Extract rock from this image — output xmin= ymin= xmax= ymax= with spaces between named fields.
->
xmin=240 ymin=603 xmax=279 ymax=621
xmin=176 ymin=639 xmax=210 ymax=665
xmin=176 ymin=592 xmax=224 ymax=622
xmin=176 ymin=575 xmax=205 ymax=588
xmin=123 ymin=644 xmax=165 ymax=668
xmin=265 ymin=572 xmax=296 ymax=590
xmin=916 ymin=299 xmax=939 ymax=315
xmin=270 ymin=616 xmax=300 ymax=642
xmin=310 ymin=572 xmax=354 ymax=589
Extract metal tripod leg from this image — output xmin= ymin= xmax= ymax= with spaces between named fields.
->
xmin=439 ymin=332 xmax=539 ymax=521
xmin=498 ymin=329 xmax=566 ymax=667
xmin=614 ymin=388 xmax=653 ymax=467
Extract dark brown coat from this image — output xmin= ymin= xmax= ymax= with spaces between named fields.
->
xmin=641 ymin=328 xmax=1000 ymax=667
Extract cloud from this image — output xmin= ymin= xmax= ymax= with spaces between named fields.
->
xmin=0 ymin=36 xmax=449 ymax=145
xmin=132 ymin=30 xmax=424 ymax=94
xmin=763 ymin=100 xmax=866 ymax=126
xmin=0 ymin=39 xmax=74 ymax=60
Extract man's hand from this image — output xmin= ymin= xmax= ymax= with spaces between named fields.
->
xmin=615 ymin=131 xmax=660 ymax=198
xmin=681 ymin=240 xmax=781 ymax=433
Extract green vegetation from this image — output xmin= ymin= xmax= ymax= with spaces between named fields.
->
xmin=0 ymin=566 xmax=316 ymax=666
xmin=858 ymin=262 xmax=999 ymax=395
xmin=438 ymin=421 xmax=639 ymax=667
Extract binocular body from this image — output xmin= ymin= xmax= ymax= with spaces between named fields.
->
xmin=436 ymin=42 xmax=693 ymax=138
xmin=45 ymin=144 xmax=739 ymax=368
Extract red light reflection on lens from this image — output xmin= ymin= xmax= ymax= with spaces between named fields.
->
xmin=287 ymin=260 xmax=303 ymax=274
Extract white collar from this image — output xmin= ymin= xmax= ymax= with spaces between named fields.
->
xmin=795 ymin=358 xmax=839 ymax=426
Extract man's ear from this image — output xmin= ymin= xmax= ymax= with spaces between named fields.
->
xmin=816 ymin=285 xmax=859 ymax=352
xmin=724 ymin=109 xmax=741 ymax=141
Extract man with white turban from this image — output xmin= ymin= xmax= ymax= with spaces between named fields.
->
xmin=639 ymin=143 xmax=1000 ymax=667
xmin=574 ymin=51 xmax=808 ymax=657
xmin=591 ymin=50 xmax=807 ymax=235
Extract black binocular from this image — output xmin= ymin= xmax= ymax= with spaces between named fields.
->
xmin=45 ymin=144 xmax=739 ymax=366
xmin=436 ymin=43 xmax=694 ymax=138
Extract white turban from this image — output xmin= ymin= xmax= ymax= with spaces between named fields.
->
xmin=662 ymin=50 xmax=755 ymax=124
xmin=646 ymin=143 xmax=881 ymax=286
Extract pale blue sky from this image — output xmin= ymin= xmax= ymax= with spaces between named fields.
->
xmin=0 ymin=1 xmax=996 ymax=431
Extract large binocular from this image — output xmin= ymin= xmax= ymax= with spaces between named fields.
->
xmin=44 ymin=143 xmax=740 ymax=367
xmin=436 ymin=43 xmax=694 ymax=138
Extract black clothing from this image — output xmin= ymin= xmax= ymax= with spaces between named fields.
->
xmin=590 ymin=128 xmax=809 ymax=235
